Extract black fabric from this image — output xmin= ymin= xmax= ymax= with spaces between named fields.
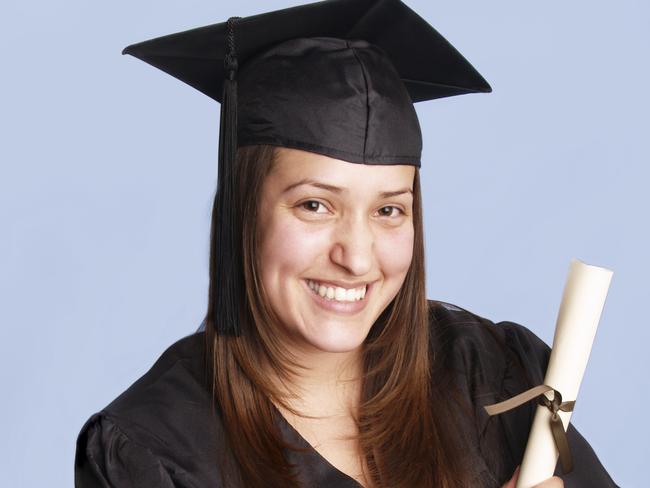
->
xmin=121 ymin=0 xmax=491 ymax=167
xmin=74 ymin=301 xmax=618 ymax=487
xmin=433 ymin=303 xmax=619 ymax=487
xmin=235 ymin=36 xmax=423 ymax=165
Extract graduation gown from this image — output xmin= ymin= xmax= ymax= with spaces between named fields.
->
xmin=74 ymin=301 xmax=619 ymax=487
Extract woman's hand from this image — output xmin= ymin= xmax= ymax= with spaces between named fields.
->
xmin=501 ymin=466 xmax=564 ymax=488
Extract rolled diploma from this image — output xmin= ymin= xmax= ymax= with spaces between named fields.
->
xmin=516 ymin=258 xmax=613 ymax=488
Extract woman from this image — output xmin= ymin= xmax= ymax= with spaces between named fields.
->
xmin=75 ymin=1 xmax=618 ymax=486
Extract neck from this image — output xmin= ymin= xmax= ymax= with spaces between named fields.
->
xmin=272 ymin=345 xmax=363 ymax=417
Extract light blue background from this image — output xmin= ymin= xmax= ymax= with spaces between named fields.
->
xmin=1 ymin=1 xmax=647 ymax=486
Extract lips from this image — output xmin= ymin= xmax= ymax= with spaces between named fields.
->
xmin=303 ymin=279 xmax=372 ymax=314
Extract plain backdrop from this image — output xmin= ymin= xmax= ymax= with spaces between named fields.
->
xmin=1 ymin=0 xmax=647 ymax=486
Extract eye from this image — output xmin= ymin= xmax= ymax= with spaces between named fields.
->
xmin=297 ymin=201 xmax=405 ymax=218
xmin=377 ymin=205 xmax=405 ymax=218
xmin=298 ymin=200 xmax=329 ymax=214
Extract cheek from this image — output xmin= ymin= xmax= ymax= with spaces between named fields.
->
xmin=375 ymin=226 xmax=414 ymax=278
xmin=258 ymin=213 xmax=328 ymax=283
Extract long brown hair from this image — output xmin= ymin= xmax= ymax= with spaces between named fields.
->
xmin=204 ymin=144 xmax=481 ymax=487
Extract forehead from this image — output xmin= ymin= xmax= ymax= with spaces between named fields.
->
xmin=268 ymin=147 xmax=416 ymax=191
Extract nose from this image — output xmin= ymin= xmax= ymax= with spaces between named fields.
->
xmin=329 ymin=213 xmax=374 ymax=276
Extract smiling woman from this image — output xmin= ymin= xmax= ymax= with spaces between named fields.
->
xmin=204 ymin=143 xmax=446 ymax=487
xmin=74 ymin=0 xmax=619 ymax=487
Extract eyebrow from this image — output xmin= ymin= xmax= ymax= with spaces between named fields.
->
xmin=282 ymin=178 xmax=413 ymax=198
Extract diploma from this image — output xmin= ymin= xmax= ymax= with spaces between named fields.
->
xmin=484 ymin=258 xmax=613 ymax=488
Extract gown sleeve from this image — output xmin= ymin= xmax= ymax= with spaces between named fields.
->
xmin=75 ymin=412 xmax=179 ymax=488
xmin=487 ymin=320 xmax=619 ymax=488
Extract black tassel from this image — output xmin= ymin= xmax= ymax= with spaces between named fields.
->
xmin=214 ymin=16 xmax=242 ymax=336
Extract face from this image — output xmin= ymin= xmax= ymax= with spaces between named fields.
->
xmin=256 ymin=147 xmax=415 ymax=355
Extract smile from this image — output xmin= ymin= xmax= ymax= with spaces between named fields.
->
xmin=307 ymin=279 xmax=366 ymax=302
xmin=303 ymin=279 xmax=373 ymax=314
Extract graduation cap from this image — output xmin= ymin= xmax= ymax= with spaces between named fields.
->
xmin=122 ymin=0 xmax=491 ymax=336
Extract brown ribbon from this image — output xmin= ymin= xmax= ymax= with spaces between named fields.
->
xmin=483 ymin=384 xmax=576 ymax=474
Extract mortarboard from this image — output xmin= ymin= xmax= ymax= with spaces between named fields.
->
xmin=122 ymin=0 xmax=491 ymax=336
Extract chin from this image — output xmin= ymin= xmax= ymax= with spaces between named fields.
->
xmin=311 ymin=340 xmax=363 ymax=354
xmin=299 ymin=324 xmax=369 ymax=354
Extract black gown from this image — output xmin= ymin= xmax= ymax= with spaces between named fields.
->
xmin=74 ymin=301 xmax=618 ymax=487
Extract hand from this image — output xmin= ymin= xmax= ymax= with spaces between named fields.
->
xmin=501 ymin=466 xmax=564 ymax=488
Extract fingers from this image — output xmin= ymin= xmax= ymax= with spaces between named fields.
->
xmin=502 ymin=469 xmax=564 ymax=488
xmin=532 ymin=476 xmax=564 ymax=487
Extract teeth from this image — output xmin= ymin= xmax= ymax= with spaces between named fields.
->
xmin=307 ymin=280 xmax=367 ymax=302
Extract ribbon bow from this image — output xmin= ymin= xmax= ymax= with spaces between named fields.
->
xmin=483 ymin=384 xmax=576 ymax=473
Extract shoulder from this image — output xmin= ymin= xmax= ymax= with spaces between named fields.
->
xmin=426 ymin=299 xmax=551 ymax=395
xmin=75 ymin=412 xmax=178 ymax=487
xmin=102 ymin=331 xmax=211 ymax=427
xmin=427 ymin=298 xmax=548 ymax=351
xmin=75 ymin=331 xmax=224 ymax=487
